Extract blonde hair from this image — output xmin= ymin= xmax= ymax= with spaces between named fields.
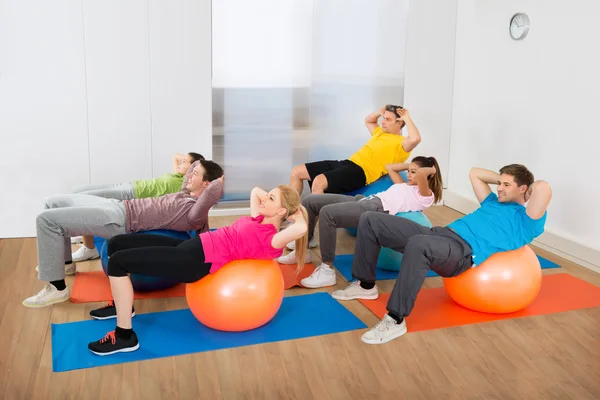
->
xmin=277 ymin=185 xmax=309 ymax=274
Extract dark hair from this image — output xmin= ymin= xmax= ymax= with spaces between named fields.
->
xmin=499 ymin=164 xmax=534 ymax=187
xmin=188 ymin=152 xmax=205 ymax=163
xmin=384 ymin=104 xmax=405 ymax=129
xmin=199 ymin=160 xmax=224 ymax=182
xmin=411 ymin=156 xmax=443 ymax=204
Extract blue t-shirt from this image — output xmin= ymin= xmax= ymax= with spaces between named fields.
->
xmin=448 ymin=192 xmax=547 ymax=266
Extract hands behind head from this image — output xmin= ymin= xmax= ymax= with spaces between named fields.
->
xmin=396 ymin=107 xmax=410 ymax=122
xmin=287 ymin=208 xmax=304 ymax=223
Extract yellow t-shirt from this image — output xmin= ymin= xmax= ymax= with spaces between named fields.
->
xmin=349 ymin=126 xmax=411 ymax=185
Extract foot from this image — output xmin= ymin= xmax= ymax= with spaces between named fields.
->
xmin=361 ymin=314 xmax=408 ymax=344
xmin=35 ymin=263 xmax=76 ymax=276
xmin=277 ymin=250 xmax=312 ymax=265
xmin=22 ymin=284 xmax=71 ymax=308
xmin=71 ymin=236 xmax=83 ymax=244
xmin=286 ymin=237 xmax=318 ymax=250
xmin=88 ymin=331 xmax=140 ymax=356
xmin=72 ymin=245 xmax=100 ymax=262
xmin=331 ymin=281 xmax=378 ymax=301
xmin=300 ymin=263 xmax=336 ymax=288
xmin=90 ymin=301 xmax=136 ymax=320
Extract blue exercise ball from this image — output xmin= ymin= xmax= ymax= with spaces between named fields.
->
xmin=376 ymin=211 xmax=433 ymax=271
xmin=94 ymin=229 xmax=193 ymax=292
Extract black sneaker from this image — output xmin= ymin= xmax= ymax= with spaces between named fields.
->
xmin=90 ymin=301 xmax=135 ymax=320
xmin=88 ymin=330 xmax=140 ymax=356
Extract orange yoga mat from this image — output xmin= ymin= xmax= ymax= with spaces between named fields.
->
xmin=70 ymin=271 xmax=186 ymax=303
xmin=358 ymin=273 xmax=600 ymax=332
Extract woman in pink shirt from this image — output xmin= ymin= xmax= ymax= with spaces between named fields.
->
xmin=87 ymin=184 xmax=308 ymax=356
xmin=278 ymin=156 xmax=442 ymax=289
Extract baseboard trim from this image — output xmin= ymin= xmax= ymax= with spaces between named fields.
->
xmin=442 ymin=189 xmax=600 ymax=273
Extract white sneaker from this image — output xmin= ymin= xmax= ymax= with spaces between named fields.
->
xmin=361 ymin=314 xmax=408 ymax=344
xmin=331 ymin=281 xmax=379 ymax=301
xmin=71 ymin=236 xmax=83 ymax=244
xmin=22 ymin=284 xmax=71 ymax=308
xmin=35 ymin=263 xmax=76 ymax=276
xmin=277 ymin=250 xmax=312 ymax=265
xmin=286 ymin=237 xmax=318 ymax=250
xmin=300 ymin=263 xmax=336 ymax=288
xmin=72 ymin=245 xmax=99 ymax=262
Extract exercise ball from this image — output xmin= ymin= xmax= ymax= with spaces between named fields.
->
xmin=96 ymin=229 xmax=192 ymax=292
xmin=443 ymin=246 xmax=542 ymax=314
xmin=186 ymin=259 xmax=285 ymax=332
xmin=376 ymin=211 xmax=433 ymax=271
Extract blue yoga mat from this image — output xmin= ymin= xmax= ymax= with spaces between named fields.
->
xmin=333 ymin=254 xmax=561 ymax=282
xmin=51 ymin=292 xmax=366 ymax=372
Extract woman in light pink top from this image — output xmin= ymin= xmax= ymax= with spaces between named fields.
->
xmin=87 ymin=184 xmax=309 ymax=356
xmin=278 ymin=156 xmax=443 ymax=289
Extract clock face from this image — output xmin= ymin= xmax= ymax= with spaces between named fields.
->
xmin=510 ymin=13 xmax=530 ymax=40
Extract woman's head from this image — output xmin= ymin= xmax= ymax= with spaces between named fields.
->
xmin=256 ymin=185 xmax=309 ymax=273
xmin=406 ymin=156 xmax=443 ymax=204
xmin=176 ymin=152 xmax=205 ymax=174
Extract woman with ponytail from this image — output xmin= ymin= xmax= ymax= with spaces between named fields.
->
xmin=87 ymin=183 xmax=308 ymax=356
xmin=279 ymin=156 xmax=442 ymax=289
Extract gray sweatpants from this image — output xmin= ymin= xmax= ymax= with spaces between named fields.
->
xmin=72 ymin=182 xmax=135 ymax=200
xmin=352 ymin=211 xmax=473 ymax=318
xmin=303 ymin=194 xmax=386 ymax=263
xmin=36 ymin=194 xmax=127 ymax=282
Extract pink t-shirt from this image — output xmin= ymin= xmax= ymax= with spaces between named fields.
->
xmin=375 ymin=183 xmax=434 ymax=215
xmin=199 ymin=215 xmax=284 ymax=274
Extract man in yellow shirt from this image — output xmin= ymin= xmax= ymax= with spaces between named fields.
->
xmin=290 ymin=105 xmax=422 ymax=194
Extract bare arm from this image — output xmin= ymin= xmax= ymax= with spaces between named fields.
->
xmin=250 ymin=186 xmax=268 ymax=218
xmin=397 ymin=108 xmax=422 ymax=153
xmin=525 ymin=181 xmax=552 ymax=220
xmin=365 ymin=106 xmax=385 ymax=135
xmin=415 ymin=167 xmax=436 ymax=197
xmin=180 ymin=160 xmax=200 ymax=191
xmin=188 ymin=178 xmax=224 ymax=222
xmin=385 ymin=162 xmax=409 ymax=184
xmin=172 ymin=153 xmax=186 ymax=174
xmin=469 ymin=167 xmax=500 ymax=203
xmin=271 ymin=210 xmax=308 ymax=249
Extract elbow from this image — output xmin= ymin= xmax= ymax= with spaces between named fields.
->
xmin=536 ymin=181 xmax=552 ymax=196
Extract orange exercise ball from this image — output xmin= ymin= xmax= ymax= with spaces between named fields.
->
xmin=443 ymin=246 xmax=542 ymax=314
xmin=185 ymin=259 xmax=285 ymax=332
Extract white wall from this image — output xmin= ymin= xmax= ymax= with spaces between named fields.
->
xmin=0 ymin=0 xmax=90 ymax=238
xmin=0 ymin=0 xmax=212 ymax=238
xmin=447 ymin=0 xmax=600 ymax=267
xmin=149 ymin=0 xmax=213 ymax=173
xmin=83 ymin=0 xmax=153 ymax=184
xmin=403 ymin=0 xmax=458 ymax=188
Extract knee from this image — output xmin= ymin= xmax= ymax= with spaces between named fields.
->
xmin=319 ymin=204 xmax=336 ymax=222
xmin=311 ymin=174 xmax=328 ymax=191
xmin=106 ymin=251 xmax=128 ymax=277
xmin=290 ymin=165 xmax=305 ymax=179
xmin=107 ymin=235 xmax=124 ymax=257
xmin=36 ymin=210 xmax=52 ymax=228
xmin=302 ymin=194 xmax=319 ymax=212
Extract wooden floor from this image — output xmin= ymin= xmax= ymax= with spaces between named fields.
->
xmin=1 ymin=206 xmax=599 ymax=399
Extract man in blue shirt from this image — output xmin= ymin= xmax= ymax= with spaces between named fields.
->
xmin=331 ymin=164 xmax=553 ymax=345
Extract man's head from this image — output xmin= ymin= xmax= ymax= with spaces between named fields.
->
xmin=186 ymin=160 xmax=224 ymax=194
xmin=497 ymin=164 xmax=534 ymax=203
xmin=380 ymin=104 xmax=405 ymax=134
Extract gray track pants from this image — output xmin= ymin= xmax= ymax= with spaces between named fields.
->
xmin=72 ymin=182 xmax=135 ymax=200
xmin=351 ymin=211 xmax=473 ymax=317
xmin=303 ymin=194 xmax=386 ymax=262
xmin=36 ymin=194 xmax=127 ymax=282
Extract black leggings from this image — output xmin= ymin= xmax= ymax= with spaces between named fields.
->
xmin=106 ymin=234 xmax=212 ymax=283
